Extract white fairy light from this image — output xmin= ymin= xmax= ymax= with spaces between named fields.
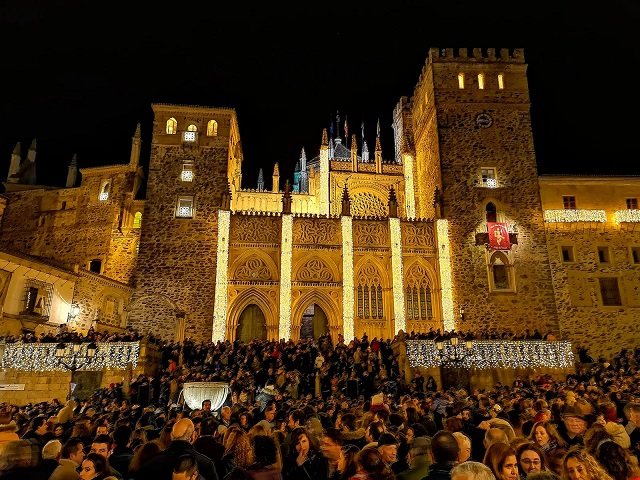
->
xmin=544 ymin=210 xmax=606 ymax=223
xmin=436 ymin=219 xmax=454 ymax=330
xmin=279 ymin=214 xmax=293 ymax=340
xmin=614 ymin=209 xmax=640 ymax=224
xmin=390 ymin=217 xmax=406 ymax=333
xmin=342 ymin=216 xmax=354 ymax=341
xmin=212 ymin=210 xmax=230 ymax=342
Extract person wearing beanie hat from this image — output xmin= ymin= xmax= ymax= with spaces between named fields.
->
xmin=377 ymin=432 xmax=409 ymax=475
xmin=558 ymin=404 xmax=590 ymax=446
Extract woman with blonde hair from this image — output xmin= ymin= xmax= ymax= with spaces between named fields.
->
xmin=220 ymin=426 xmax=254 ymax=479
xmin=529 ymin=420 xmax=567 ymax=475
xmin=561 ymin=447 xmax=614 ymax=480
xmin=483 ymin=442 xmax=519 ymax=480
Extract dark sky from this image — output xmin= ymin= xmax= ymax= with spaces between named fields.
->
xmin=1 ymin=1 xmax=639 ymax=192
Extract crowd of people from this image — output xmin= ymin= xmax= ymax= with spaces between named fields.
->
xmin=0 ymin=327 xmax=639 ymax=480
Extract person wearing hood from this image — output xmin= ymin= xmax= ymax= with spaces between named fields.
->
xmin=337 ymin=413 xmax=367 ymax=450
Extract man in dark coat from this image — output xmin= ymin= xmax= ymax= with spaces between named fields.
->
xmin=138 ymin=418 xmax=218 ymax=480
xmin=420 ymin=430 xmax=459 ymax=480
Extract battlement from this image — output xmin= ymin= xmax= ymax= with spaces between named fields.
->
xmin=429 ymin=48 xmax=524 ymax=63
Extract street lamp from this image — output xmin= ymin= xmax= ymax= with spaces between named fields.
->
xmin=55 ymin=341 xmax=98 ymax=399
xmin=434 ymin=332 xmax=473 ymax=363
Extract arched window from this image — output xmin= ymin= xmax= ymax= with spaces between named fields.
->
xmin=357 ymin=264 xmax=384 ymax=319
xmin=166 ymin=117 xmax=178 ymax=134
xmin=187 ymin=124 xmax=198 ymax=132
xmin=207 ymin=120 xmax=218 ymax=136
xmin=457 ymin=73 xmax=465 ymax=89
xmin=405 ymin=264 xmax=433 ymax=320
xmin=133 ymin=211 xmax=142 ymax=228
xmin=486 ymin=202 xmax=497 ymax=223
xmin=488 ymin=251 xmax=515 ymax=292
xmin=99 ymin=181 xmax=110 ymax=201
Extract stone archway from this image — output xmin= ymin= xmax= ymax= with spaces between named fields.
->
xmin=236 ymin=304 xmax=267 ymax=343
xmin=300 ymin=303 xmax=329 ymax=339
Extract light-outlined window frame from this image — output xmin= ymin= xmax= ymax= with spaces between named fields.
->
xmin=175 ymin=195 xmax=195 ymax=219
xmin=207 ymin=119 xmax=218 ymax=136
xmin=181 ymin=163 xmax=194 ymax=182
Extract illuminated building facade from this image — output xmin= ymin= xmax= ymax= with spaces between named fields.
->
xmin=1 ymin=48 xmax=639 ymax=359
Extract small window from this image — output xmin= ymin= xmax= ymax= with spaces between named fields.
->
xmin=631 ymin=247 xmax=640 ymax=264
xmin=478 ymin=73 xmax=485 ymax=89
xmin=563 ymin=196 xmax=576 ymax=210
xmin=597 ymin=246 xmax=610 ymax=263
xmin=89 ymin=260 xmax=102 ymax=274
xmin=561 ymin=246 xmax=575 ymax=263
xmin=599 ymin=277 xmax=622 ymax=306
xmin=133 ymin=211 xmax=142 ymax=229
xmin=486 ymin=202 xmax=497 ymax=223
xmin=458 ymin=73 xmax=465 ymax=89
xmin=181 ymin=164 xmax=194 ymax=182
xmin=166 ymin=117 xmax=178 ymax=135
xmin=207 ymin=120 xmax=218 ymax=136
xmin=488 ymin=251 xmax=514 ymax=292
xmin=187 ymin=124 xmax=198 ymax=132
xmin=498 ymin=74 xmax=505 ymax=89
xmin=176 ymin=196 xmax=194 ymax=218
xmin=99 ymin=182 xmax=110 ymax=201
xmin=627 ymin=198 xmax=638 ymax=210
xmin=481 ymin=168 xmax=497 ymax=188
xmin=61 ymin=201 xmax=67 ymax=210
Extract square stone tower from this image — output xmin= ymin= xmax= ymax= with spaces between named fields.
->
xmin=128 ymin=104 xmax=242 ymax=341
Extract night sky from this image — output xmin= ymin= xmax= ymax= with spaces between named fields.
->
xmin=1 ymin=2 xmax=639 ymax=193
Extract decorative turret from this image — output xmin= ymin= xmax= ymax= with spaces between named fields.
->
xmin=362 ymin=140 xmax=369 ymax=162
xmin=388 ymin=186 xmax=398 ymax=218
xmin=22 ymin=139 xmax=37 ymax=185
xmin=282 ymin=179 xmax=292 ymax=214
xmin=129 ymin=123 xmax=141 ymax=168
xmin=351 ymin=134 xmax=358 ymax=172
xmin=341 ymin=184 xmax=351 ymax=216
xmin=7 ymin=142 xmax=21 ymax=183
xmin=375 ymin=136 xmax=382 ymax=174
xmin=322 ymin=128 xmax=328 ymax=146
xmin=257 ymin=168 xmax=264 ymax=191
xmin=272 ymin=163 xmax=280 ymax=193
xmin=221 ymin=183 xmax=232 ymax=210
xmin=66 ymin=154 xmax=78 ymax=188
xmin=293 ymin=160 xmax=301 ymax=193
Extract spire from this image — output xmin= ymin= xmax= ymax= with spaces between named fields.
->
xmin=362 ymin=141 xmax=370 ymax=162
xmin=282 ymin=179 xmax=292 ymax=214
xmin=66 ymin=154 xmax=78 ymax=188
xmin=130 ymin=123 xmax=142 ymax=168
xmin=272 ymin=163 xmax=280 ymax=193
xmin=221 ymin=183 xmax=232 ymax=210
xmin=375 ymin=137 xmax=382 ymax=174
xmin=322 ymin=128 xmax=328 ymax=146
xmin=257 ymin=168 xmax=264 ymax=191
xmin=7 ymin=142 xmax=21 ymax=183
xmin=23 ymin=138 xmax=37 ymax=184
xmin=300 ymin=148 xmax=308 ymax=194
xmin=27 ymin=138 xmax=37 ymax=162
xmin=351 ymin=134 xmax=358 ymax=172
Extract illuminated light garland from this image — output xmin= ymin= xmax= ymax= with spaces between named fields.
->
xmin=405 ymin=339 xmax=574 ymax=369
xmin=342 ymin=216 xmax=355 ymax=341
xmin=436 ymin=219 xmax=454 ymax=330
xmin=403 ymin=154 xmax=416 ymax=219
xmin=319 ymin=148 xmax=329 ymax=215
xmin=614 ymin=209 xmax=640 ymax=224
xmin=390 ymin=217 xmax=406 ymax=333
xmin=212 ymin=210 xmax=230 ymax=342
xmin=1 ymin=342 xmax=140 ymax=372
xmin=279 ymin=214 xmax=293 ymax=340
xmin=544 ymin=210 xmax=606 ymax=223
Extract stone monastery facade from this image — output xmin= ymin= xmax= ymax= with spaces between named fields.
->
xmin=1 ymin=47 xmax=640 ymax=359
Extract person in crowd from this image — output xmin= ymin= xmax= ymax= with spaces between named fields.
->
xmin=320 ymin=427 xmax=346 ymax=480
xmin=79 ymin=452 xmax=110 ymax=480
xmin=376 ymin=432 xmax=408 ymax=475
xmin=22 ymin=415 xmax=53 ymax=444
xmin=246 ymin=434 xmax=283 ymax=480
xmin=515 ymin=442 xmax=548 ymax=478
xmin=338 ymin=413 xmax=367 ymax=451
xmin=128 ymin=439 xmax=164 ymax=480
xmin=449 ymin=461 xmax=496 ymax=480
xmin=528 ymin=421 xmax=566 ymax=475
xmin=109 ymin=425 xmax=134 ymax=477
xmin=349 ymin=447 xmax=393 ymax=480
xmin=50 ymin=437 xmax=86 ymax=480
xmin=90 ymin=434 xmax=123 ymax=480
xmin=422 ymin=430 xmax=459 ymax=480
xmin=193 ymin=416 xmax=225 ymax=476
xmin=557 ymin=407 xmax=590 ymax=447
xmin=282 ymin=426 xmax=328 ymax=480
xmin=593 ymin=440 xmax=640 ymax=480
xmin=561 ymin=447 xmax=614 ymax=480
xmin=397 ymin=436 xmax=429 ymax=480
xmin=336 ymin=444 xmax=359 ymax=480
xmin=34 ymin=439 xmax=63 ymax=480
xmin=220 ymin=426 xmax=254 ymax=478
xmin=172 ymin=453 xmax=200 ymax=480
xmin=452 ymin=432 xmax=472 ymax=463
xmin=137 ymin=418 xmax=218 ymax=480
xmin=483 ymin=443 xmax=519 ymax=480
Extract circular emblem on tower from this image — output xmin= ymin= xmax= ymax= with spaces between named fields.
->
xmin=475 ymin=112 xmax=493 ymax=128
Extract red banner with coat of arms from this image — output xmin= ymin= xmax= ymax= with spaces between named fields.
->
xmin=488 ymin=222 xmax=510 ymax=251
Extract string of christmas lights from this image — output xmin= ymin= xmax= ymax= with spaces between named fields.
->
xmin=1 ymin=342 xmax=140 ymax=372
xmin=406 ymin=339 xmax=574 ymax=369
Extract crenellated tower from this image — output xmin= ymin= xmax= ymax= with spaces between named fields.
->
xmin=407 ymin=47 xmax=558 ymax=334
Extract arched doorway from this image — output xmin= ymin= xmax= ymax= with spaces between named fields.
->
xmin=300 ymin=304 xmax=329 ymax=339
xmin=236 ymin=304 xmax=267 ymax=342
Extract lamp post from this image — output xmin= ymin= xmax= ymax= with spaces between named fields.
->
xmin=55 ymin=341 xmax=98 ymax=399
xmin=434 ymin=332 xmax=474 ymax=389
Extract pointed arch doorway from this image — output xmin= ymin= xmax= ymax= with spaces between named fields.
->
xmin=236 ymin=304 xmax=267 ymax=342
xmin=300 ymin=303 xmax=329 ymax=339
